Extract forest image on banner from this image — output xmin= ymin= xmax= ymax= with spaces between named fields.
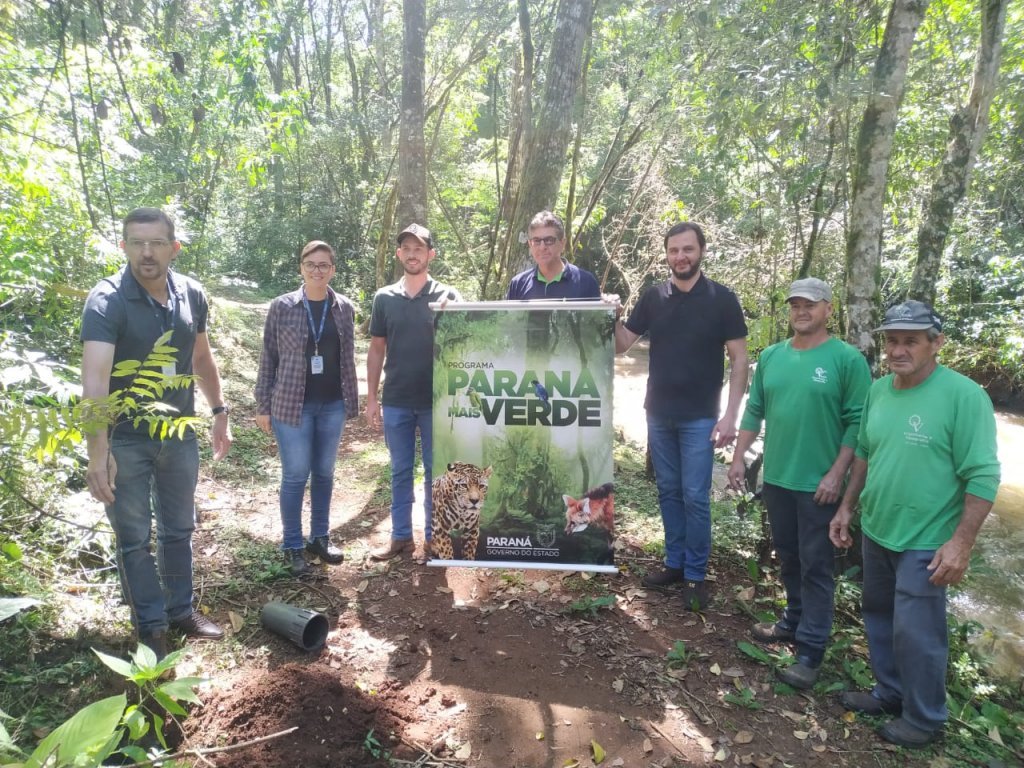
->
xmin=431 ymin=302 xmax=616 ymax=573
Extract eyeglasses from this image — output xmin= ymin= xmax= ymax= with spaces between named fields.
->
xmin=302 ymin=261 xmax=334 ymax=273
xmin=127 ymin=238 xmax=171 ymax=250
xmin=528 ymin=236 xmax=560 ymax=247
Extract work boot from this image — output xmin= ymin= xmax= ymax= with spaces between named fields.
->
xmin=641 ymin=566 xmax=684 ymax=588
xmin=169 ymin=610 xmax=225 ymax=640
xmin=681 ymin=580 xmax=710 ymax=611
xmin=287 ymin=548 xmax=311 ymax=577
xmin=414 ymin=540 xmax=432 ymax=564
xmin=777 ymin=661 xmax=819 ymax=689
xmin=306 ymin=535 xmax=344 ymax=564
xmin=752 ymin=621 xmax=796 ymax=643
xmin=878 ymin=718 xmax=940 ymax=748
xmin=370 ymin=538 xmax=414 ymax=561
xmin=839 ymin=690 xmax=902 ymax=716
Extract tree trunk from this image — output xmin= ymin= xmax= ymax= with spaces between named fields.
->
xmin=909 ymin=0 xmax=1008 ymax=305
xmin=496 ymin=0 xmax=593 ymax=283
xmin=844 ymin=0 xmax=930 ymax=361
xmin=397 ymin=0 xmax=427 ymax=231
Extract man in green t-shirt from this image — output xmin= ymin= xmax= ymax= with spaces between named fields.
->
xmin=829 ymin=300 xmax=1000 ymax=749
xmin=728 ymin=278 xmax=871 ymax=689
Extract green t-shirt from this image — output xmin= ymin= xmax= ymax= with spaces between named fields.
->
xmin=857 ymin=365 xmax=1001 ymax=552
xmin=740 ymin=337 xmax=871 ymax=492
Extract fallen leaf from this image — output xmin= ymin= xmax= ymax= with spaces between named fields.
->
xmin=643 ymin=738 xmax=653 ymax=753
xmin=710 ymin=662 xmax=721 ymax=675
xmin=563 ymin=719 xmax=572 ymax=725
xmin=714 ymin=747 xmax=728 ymax=761
xmin=536 ymin=731 xmax=544 ymax=741
xmin=612 ymin=679 xmax=624 ymax=692
xmin=455 ymin=742 xmax=471 ymax=759
xmin=354 ymin=579 xmax=369 ymax=593
xmin=561 ymin=760 xmax=580 ymax=768
xmin=780 ymin=710 xmax=805 ymax=723
xmin=721 ymin=667 xmax=745 ymax=678
xmin=533 ymin=579 xmax=551 ymax=594
xmin=436 ymin=586 xmax=453 ymax=594
xmin=988 ymin=726 xmax=1004 ymax=746
xmin=734 ymin=730 xmax=754 ymax=744
xmin=611 ymin=759 xmax=625 ymax=767
xmin=812 ymin=745 xmax=827 ymax=753
xmin=228 ymin=610 xmax=244 ymax=633
xmin=591 ymin=740 xmax=606 ymax=764
xmin=841 ymin=711 xmax=856 ymax=723
xmin=793 ymin=730 xmax=809 ymax=740
xmin=388 ymin=589 xmax=398 ymax=597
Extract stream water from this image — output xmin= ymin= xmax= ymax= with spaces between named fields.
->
xmin=613 ymin=342 xmax=1024 ymax=679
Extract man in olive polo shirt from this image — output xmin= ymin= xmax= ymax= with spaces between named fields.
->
xmin=506 ymin=211 xmax=600 ymax=300
xmin=366 ymin=223 xmax=462 ymax=561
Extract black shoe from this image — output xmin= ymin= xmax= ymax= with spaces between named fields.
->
xmin=169 ymin=610 xmax=225 ymax=640
xmin=777 ymin=661 xmax=819 ymax=689
xmin=681 ymin=580 xmax=710 ymax=611
xmin=138 ymin=630 xmax=168 ymax=662
xmin=287 ymin=548 xmax=311 ymax=577
xmin=641 ymin=566 xmax=684 ymax=588
xmin=839 ymin=690 xmax=902 ymax=716
xmin=752 ymin=621 xmax=797 ymax=643
xmin=306 ymin=535 xmax=344 ymax=564
xmin=878 ymin=718 xmax=940 ymax=748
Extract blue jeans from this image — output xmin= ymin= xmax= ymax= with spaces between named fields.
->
xmin=762 ymin=484 xmax=838 ymax=667
xmin=272 ymin=399 xmax=346 ymax=551
xmin=646 ymin=415 xmax=716 ymax=581
xmin=382 ymin=405 xmax=433 ymax=541
xmin=107 ymin=433 xmax=200 ymax=635
xmin=862 ymin=535 xmax=948 ymax=733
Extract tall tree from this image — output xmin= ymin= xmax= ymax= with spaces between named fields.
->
xmin=845 ymin=0 xmax=931 ymax=359
xmin=909 ymin=0 xmax=1008 ymax=305
xmin=495 ymin=0 xmax=594 ymax=286
xmin=397 ymin=0 xmax=428 ymax=231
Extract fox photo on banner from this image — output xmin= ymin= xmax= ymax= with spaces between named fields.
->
xmin=430 ymin=301 xmax=616 ymax=573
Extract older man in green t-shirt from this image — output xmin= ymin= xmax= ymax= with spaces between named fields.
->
xmin=728 ymin=278 xmax=871 ymax=690
xmin=830 ymin=300 xmax=1001 ymax=749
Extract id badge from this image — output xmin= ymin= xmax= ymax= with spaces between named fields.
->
xmin=310 ymin=355 xmax=324 ymax=375
xmin=162 ymin=363 xmax=176 ymax=378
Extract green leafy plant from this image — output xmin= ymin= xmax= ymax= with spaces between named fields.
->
xmin=723 ymin=686 xmax=762 ymax=710
xmin=0 ymin=644 xmax=205 ymax=767
xmin=362 ymin=728 xmax=391 ymax=761
xmin=566 ymin=594 xmax=615 ymax=617
xmin=665 ymin=640 xmax=692 ymax=669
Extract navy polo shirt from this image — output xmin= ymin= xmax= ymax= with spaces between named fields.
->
xmin=506 ymin=261 xmax=601 ymax=300
xmin=81 ymin=265 xmax=208 ymax=434
xmin=624 ymin=274 xmax=747 ymax=420
xmin=369 ymin=278 xmax=463 ymax=408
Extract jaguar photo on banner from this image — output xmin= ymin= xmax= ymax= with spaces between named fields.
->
xmin=430 ymin=301 xmax=617 ymax=573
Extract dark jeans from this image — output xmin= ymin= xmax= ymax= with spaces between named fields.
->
xmin=862 ymin=535 xmax=948 ymax=732
xmin=762 ymin=483 xmax=838 ymax=667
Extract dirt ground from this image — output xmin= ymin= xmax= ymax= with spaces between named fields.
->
xmin=172 ymin=422 xmax=918 ymax=768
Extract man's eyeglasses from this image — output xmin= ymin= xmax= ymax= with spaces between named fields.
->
xmin=302 ymin=261 xmax=334 ymax=273
xmin=528 ymin=236 xmax=560 ymax=247
xmin=127 ymin=238 xmax=171 ymax=250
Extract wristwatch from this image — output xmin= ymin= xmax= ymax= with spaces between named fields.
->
xmin=212 ymin=404 xmax=231 ymax=416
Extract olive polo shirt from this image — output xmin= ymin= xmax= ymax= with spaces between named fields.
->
xmin=81 ymin=265 xmax=208 ymax=435
xmin=369 ymin=277 xmax=462 ymax=408
xmin=624 ymin=274 xmax=747 ymax=420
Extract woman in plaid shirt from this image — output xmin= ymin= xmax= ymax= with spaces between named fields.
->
xmin=255 ymin=241 xmax=360 ymax=576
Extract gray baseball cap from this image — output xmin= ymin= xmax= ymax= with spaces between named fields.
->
xmin=786 ymin=277 xmax=832 ymax=303
xmin=397 ymin=223 xmax=433 ymax=249
xmin=874 ymin=300 xmax=943 ymax=333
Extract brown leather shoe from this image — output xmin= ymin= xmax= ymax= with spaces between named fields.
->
xmin=169 ymin=610 xmax=225 ymax=640
xmin=370 ymin=538 xmax=414 ymax=561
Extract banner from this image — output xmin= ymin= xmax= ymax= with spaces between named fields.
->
xmin=430 ymin=301 xmax=617 ymax=573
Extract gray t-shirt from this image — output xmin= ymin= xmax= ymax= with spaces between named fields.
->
xmin=81 ymin=265 xmax=209 ymax=435
xmin=369 ymin=278 xmax=461 ymax=408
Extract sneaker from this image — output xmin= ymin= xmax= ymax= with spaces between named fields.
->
xmin=287 ymin=548 xmax=311 ymax=577
xmin=681 ymin=580 xmax=710 ymax=611
xmin=878 ymin=718 xmax=940 ymax=748
xmin=138 ymin=630 xmax=168 ymax=662
xmin=839 ymin=690 xmax=902 ymax=716
xmin=169 ymin=610 xmax=224 ymax=640
xmin=306 ymin=535 xmax=344 ymax=564
xmin=752 ymin=622 xmax=796 ymax=643
xmin=777 ymin=661 xmax=819 ymax=689
xmin=641 ymin=566 xmax=684 ymax=588
xmin=370 ymin=538 xmax=414 ymax=561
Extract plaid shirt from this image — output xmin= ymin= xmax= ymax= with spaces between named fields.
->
xmin=255 ymin=286 xmax=359 ymax=425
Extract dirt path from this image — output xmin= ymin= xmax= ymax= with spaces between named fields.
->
xmin=171 ymin=291 xmax=922 ymax=767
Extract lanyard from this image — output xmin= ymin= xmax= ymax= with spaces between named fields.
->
xmin=301 ymin=288 xmax=328 ymax=355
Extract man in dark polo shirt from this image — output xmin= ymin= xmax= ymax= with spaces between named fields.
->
xmin=81 ymin=207 xmax=232 ymax=659
xmin=367 ymin=223 xmax=462 ymax=561
xmin=506 ymin=211 xmax=600 ymax=300
xmin=615 ymin=222 xmax=748 ymax=610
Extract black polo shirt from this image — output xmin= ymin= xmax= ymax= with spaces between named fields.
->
xmin=369 ymin=278 xmax=462 ymax=408
xmin=624 ymin=274 xmax=747 ymax=420
xmin=81 ymin=265 xmax=208 ymax=434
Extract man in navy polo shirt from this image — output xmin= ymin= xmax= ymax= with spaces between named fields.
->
xmin=506 ymin=211 xmax=600 ymax=300
xmin=616 ymin=222 xmax=748 ymax=610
